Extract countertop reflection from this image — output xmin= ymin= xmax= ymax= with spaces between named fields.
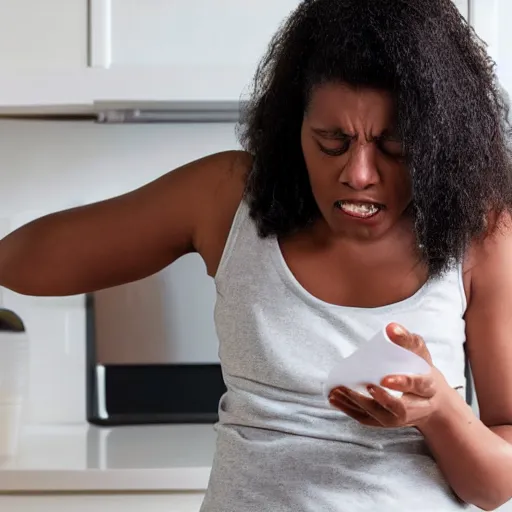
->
xmin=0 ymin=423 xmax=216 ymax=492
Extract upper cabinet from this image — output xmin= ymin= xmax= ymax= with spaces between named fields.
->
xmin=0 ymin=0 xmax=301 ymax=115
xmin=0 ymin=0 xmax=508 ymax=116
xmin=88 ymin=0 xmax=302 ymax=104
xmin=0 ymin=0 xmax=87 ymax=70
xmin=93 ymin=1 xmax=294 ymax=71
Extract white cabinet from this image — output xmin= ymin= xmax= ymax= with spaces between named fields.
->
xmin=87 ymin=0 xmax=302 ymax=106
xmin=0 ymin=0 xmax=301 ymax=113
xmin=0 ymin=493 xmax=205 ymax=511
xmin=0 ymin=0 xmax=503 ymax=114
xmin=92 ymin=0 xmax=299 ymax=71
xmin=0 ymin=0 xmax=87 ymax=70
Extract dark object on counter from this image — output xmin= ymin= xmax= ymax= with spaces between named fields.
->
xmin=85 ymin=294 xmax=226 ymax=426
xmin=0 ymin=309 xmax=25 ymax=332
xmin=88 ymin=362 xmax=226 ymax=426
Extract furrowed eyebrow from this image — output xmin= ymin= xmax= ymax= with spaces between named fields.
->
xmin=311 ymin=127 xmax=354 ymax=139
xmin=375 ymin=128 xmax=401 ymax=140
xmin=311 ymin=127 xmax=401 ymax=142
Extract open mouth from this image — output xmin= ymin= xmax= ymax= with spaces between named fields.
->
xmin=334 ymin=200 xmax=384 ymax=219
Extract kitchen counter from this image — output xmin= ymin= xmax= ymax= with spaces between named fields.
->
xmin=0 ymin=423 xmax=216 ymax=493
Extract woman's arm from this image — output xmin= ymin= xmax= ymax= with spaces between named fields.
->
xmin=0 ymin=150 xmax=247 ymax=296
xmin=418 ymin=216 xmax=512 ymax=511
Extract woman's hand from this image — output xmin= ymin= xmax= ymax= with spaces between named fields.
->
xmin=328 ymin=323 xmax=453 ymax=429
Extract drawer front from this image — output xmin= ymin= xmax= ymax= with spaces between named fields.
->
xmin=0 ymin=493 xmax=205 ymax=512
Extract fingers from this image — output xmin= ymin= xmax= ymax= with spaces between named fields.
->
xmin=329 ymin=385 xmax=432 ymax=428
xmin=381 ymin=374 xmax=436 ymax=398
xmin=329 ymin=387 xmax=395 ymax=427
xmin=366 ymin=385 xmax=406 ymax=418
xmin=327 ymin=322 xmax=439 ymax=429
xmin=385 ymin=323 xmax=433 ymax=364
xmin=329 ymin=390 xmax=380 ymax=427
xmin=329 ymin=390 xmax=367 ymax=414
xmin=333 ymin=405 xmax=380 ymax=427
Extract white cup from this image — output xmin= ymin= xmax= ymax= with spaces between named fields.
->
xmin=0 ymin=328 xmax=29 ymax=457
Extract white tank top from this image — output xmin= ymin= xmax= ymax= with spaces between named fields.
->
xmin=200 ymin=198 xmax=469 ymax=512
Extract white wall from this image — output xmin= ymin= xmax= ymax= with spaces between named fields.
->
xmin=0 ymin=119 xmax=239 ymax=425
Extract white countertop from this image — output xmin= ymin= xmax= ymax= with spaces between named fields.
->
xmin=0 ymin=423 xmax=216 ymax=493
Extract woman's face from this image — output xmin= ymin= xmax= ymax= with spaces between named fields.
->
xmin=301 ymin=82 xmax=412 ymax=242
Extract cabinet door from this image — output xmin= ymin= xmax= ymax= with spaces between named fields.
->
xmin=0 ymin=0 xmax=87 ymax=70
xmin=0 ymin=493 xmax=205 ymax=512
xmin=89 ymin=0 xmax=301 ymax=101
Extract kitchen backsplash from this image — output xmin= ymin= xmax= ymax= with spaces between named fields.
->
xmin=0 ymin=119 xmax=238 ymax=424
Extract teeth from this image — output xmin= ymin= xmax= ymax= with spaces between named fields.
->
xmin=337 ymin=201 xmax=380 ymax=217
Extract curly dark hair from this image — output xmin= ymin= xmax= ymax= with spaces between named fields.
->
xmin=237 ymin=0 xmax=512 ymax=277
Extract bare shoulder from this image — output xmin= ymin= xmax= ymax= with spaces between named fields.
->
xmin=463 ymin=212 xmax=512 ymax=427
xmin=463 ymin=211 xmax=512 ymax=292
xmin=189 ymin=149 xmax=252 ymax=275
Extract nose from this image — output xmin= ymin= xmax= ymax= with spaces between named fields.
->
xmin=338 ymin=143 xmax=379 ymax=190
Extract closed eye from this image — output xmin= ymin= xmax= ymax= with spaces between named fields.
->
xmin=376 ymin=137 xmax=405 ymax=158
xmin=316 ymin=139 xmax=351 ymax=156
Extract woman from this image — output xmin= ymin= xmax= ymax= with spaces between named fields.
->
xmin=1 ymin=0 xmax=512 ymax=510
